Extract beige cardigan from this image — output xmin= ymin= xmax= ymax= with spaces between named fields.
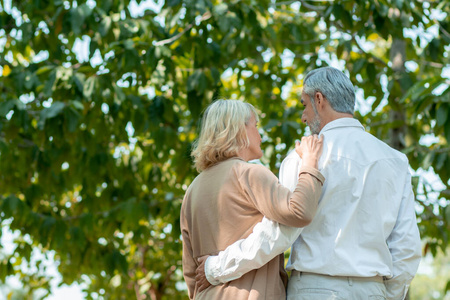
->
xmin=181 ymin=157 xmax=324 ymax=299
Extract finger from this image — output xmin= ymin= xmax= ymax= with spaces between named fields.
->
xmin=197 ymin=256 xmax=207 ymax=263
xmin=319 ymin=134 xmax=324 ymax=142
xmin=195 ymin=267 xmax=201 ymax=274
xmin=195 ymin=265 xmax=203 ymax=274
xmin=196 ymin=277 xmax=206 ymax=287
xmin=195 ymin=270 xmax=204 ymax=279
xmin=198 ymin=280 xmax=209 ymax=291
xmin=198 ymin=282 xmax=208 ymax=293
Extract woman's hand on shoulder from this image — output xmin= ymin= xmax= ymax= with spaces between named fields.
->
xmin=295 ymin=134 xmax=324 ymax=169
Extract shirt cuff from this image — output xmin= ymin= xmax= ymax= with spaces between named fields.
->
xmin=298 ymin=165 xmax=325 ymax=185
xmin=205 ymin=256 xmax=221 ymax=286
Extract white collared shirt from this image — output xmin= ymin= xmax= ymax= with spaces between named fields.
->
xmin=205 ymin=118 xmax=421 ymax=300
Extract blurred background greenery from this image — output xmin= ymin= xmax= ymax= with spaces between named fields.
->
xmin=410 ymin=249 xmax=450 ymax=300
xmin=0 ymin=0 xmax=449 ymax=299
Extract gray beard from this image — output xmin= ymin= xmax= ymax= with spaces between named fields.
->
xmin=309 ymin=115 xmax=321 ymax=135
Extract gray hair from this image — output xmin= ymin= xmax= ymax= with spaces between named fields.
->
xmin=303 ymin=67 xmax=355 ymax=114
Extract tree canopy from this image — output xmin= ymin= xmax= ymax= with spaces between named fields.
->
xmin=0 ymin=0 xmax=449 ymax=299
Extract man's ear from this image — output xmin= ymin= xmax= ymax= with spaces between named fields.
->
xmin=315 ymin=92 xmax=326 ymax=109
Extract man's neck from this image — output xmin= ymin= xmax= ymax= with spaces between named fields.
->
xmin=319 ymin=112 xmax=354 ymax=131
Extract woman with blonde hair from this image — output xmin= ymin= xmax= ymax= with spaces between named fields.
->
xmin=180 ymin=99 xmax=324 ymax=299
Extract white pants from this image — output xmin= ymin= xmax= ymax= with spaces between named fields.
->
xmin=287 ymin=271 xmax=386 ymax=300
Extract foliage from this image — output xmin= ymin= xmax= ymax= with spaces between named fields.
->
xmin=410 ymin=249 xmax=450 ymax=300
xmin=0 ymin=0 xmax=449 ymax=298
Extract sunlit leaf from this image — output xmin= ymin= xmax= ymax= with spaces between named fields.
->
xmin=2 ymin=65 xmax=11 ymax=76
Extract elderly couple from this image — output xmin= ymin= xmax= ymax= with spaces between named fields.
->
xmin=180 ymin=67 xmax=421 ymax=300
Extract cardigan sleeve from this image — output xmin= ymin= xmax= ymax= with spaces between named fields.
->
xmin=180 ymin=200 xmax=197 ymax=299
xmin=238 ymin=164 xmax=324 ymax=227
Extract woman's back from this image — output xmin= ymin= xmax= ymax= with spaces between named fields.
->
xmin=181 ymin=158 xmax=288 ymax=299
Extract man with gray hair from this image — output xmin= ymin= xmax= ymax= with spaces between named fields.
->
xmin=195 ymin=66 xmax=422 ymax=299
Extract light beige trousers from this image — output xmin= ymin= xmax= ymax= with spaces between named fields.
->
xmin=287 ymin=271 xmax=386 ymax=300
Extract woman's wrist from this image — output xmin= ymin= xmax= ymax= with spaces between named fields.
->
xmin=301 ymin=155 xmax=319 ymax=169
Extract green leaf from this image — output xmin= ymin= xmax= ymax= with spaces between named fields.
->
xmin=435 ymin=153 xmax=447 ymax=170
xmin=36 ymin=65 xmax=54 ymax=75
xmin=43 ymin=70 xmax=57 ymax=98
xmin=38 ymin=102 xmax=65 ymax=129
xmin=70 ymin=227 xmax=87 ymax=250
xmin=64 ymin=106 xmax=80 ymax=132
xmin=71 ymin=4 xmax=92 ymax=35
xmin=145 ymin=47 xmax=158 ymax=71
xmin=436 ymin=104 xmax=448 ymax=127
xmin=341 ymin=9 xmax=353 ymax=29
xmin=353 ymin=58 xmax=366 ymax=73
xmin=366 ymin=63 xmax=376 ymax=83
xmin=422 ymin=151 xmax=435 ymax=170
xmin=263 ymin=119 xmax=281 ymax=130
xmin=210 ymin=67 xmax=221 ymax=86
xmin=445 ymin=203 xmax=450 ymax=222
xmin=2 ymin=195 xmax=20 ymax=215
xmin=99 ymin=16 xmax=112 ymax=36
xmin=69 ymin=100 xmax=84 ymax=111
xmin=83 ymin=76 xmax=97 ymax=99
xmin=446 ymin=119 xmax=450 ymax=143
xmin=400 ymin=77 xmax=439 ymax=103
xmin=52 ymin=220 xmax=67 ymax=248
xmin=114 ymin=84 xmax=126 ymax=102
xmin=286 ymin=121 xmax=301 ymax=130
xmin=213 ymin=3 xmax=228 ymax=16
xmin=0 ymin=100 xmax=15 ymax=117
xmin=111 ymin=250 xmax=128 ymax=274
xmin=187 ymin=70 xmax=207 ymax=95
xmin=24 ymin=72 xmax=37 ymax=90
xmin=398 ymin=74 xmax=413 ymax=91
xmin=187 ymin=91 xmax=202 ymax=119
xmin=165 ymin=0 xmax=181 ymax=7
xmin=73 ymin=73 xmax=86 ymax=94
xmin=155 ymin=45 xmax=171 ymax=58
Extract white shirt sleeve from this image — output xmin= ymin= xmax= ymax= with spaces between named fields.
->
xmin=384 ymin=170 xmax=422 ymax=300
xmin=279 ymin=151 xmax=301 ymax=192
xmin=205 ymin=217 xmax=302 ymax=285
xmin=204 ymin=153 xmax=302 ymax=285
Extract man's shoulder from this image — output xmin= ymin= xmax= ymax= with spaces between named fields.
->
xmin=357 ymin=131 xmax=409 ymax=164
xmin=282 ymin=149 xmax=301 ymax=163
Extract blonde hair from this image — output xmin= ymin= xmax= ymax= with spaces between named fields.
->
xmin=192 ymin=99 xmax=259 ymax=172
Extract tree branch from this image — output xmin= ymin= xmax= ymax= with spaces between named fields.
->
xmin=278 ymin=38 xmax=322 ymax=45
xmin=439 ymin=23 xmax=450 ymax=40
xmin=417 ymin=199 xmax=444 ymax=221
xmin=435 ymin=147 xmax=450 ymax=154
xmin=419 ymin=60 xmax=446 ymax=69
xmin=272 ymin=0 xmax=298 ymax=6
xmin=154 ymin=11 xmax=212 ymax=46
xmin=300 ymin=0 xmax=326 ymax=11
